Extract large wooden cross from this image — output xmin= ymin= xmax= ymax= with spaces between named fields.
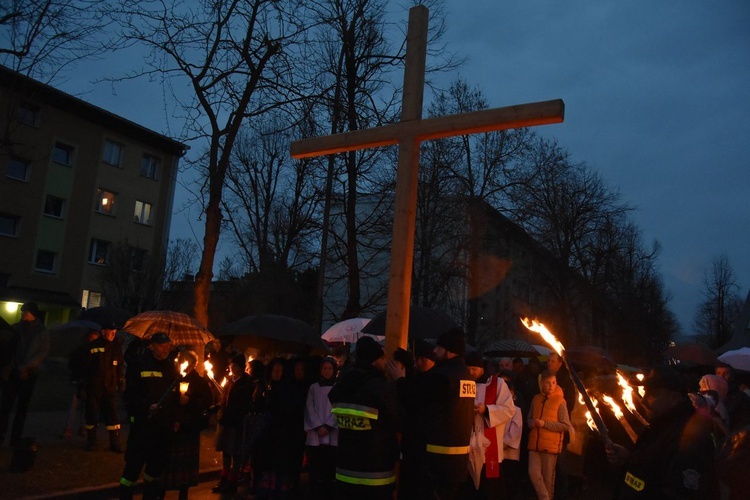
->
xmin=291 ymin=5 xmax=564 ymax=356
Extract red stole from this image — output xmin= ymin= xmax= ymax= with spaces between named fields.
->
xmin=483 ymin=375 xmax=501 ymax=478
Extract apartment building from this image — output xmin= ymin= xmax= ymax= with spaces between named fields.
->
xmin=0 ymin=66 xmax=187 ymax=326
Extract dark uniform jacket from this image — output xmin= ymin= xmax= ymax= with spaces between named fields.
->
xmin=124 ymin=351 xmax=178 ymax=423
xmin=418 ymin=356 xmax=475 ymax=485
xmin=84 ymin=337 xmax=125 ymax=394
xmin=617 ymin=399 xmax=719 ymax=499
xmin=328 ymin=362 xmax=401 ymax=489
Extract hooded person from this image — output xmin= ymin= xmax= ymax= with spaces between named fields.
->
xmin=328 ymin=336 xmax=401 ymax=499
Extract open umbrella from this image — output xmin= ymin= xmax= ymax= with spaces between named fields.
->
xmin=664 ymin=342 xmax=717 ymax=366
xmin=52 ymin=319 xmax=102 ymax=333
xmin=718 ymin=347 xmax=750 ymax=372
xmin=219 ymin=314 xmax=328 ymax=354
xmin=78 ymin=306 xmax=134 ymax=329
xmin=565 ymin=345 xmax=617 ymax=373
xmin=360 ymin=305 xmax=459 ymax=340
xmin=122 ymin=310 xmax=214 ymax=346
xmin=482 ymin=338 xmax=541 ymax=358
xmin=322 ymin=318 xmax=371 ymax=343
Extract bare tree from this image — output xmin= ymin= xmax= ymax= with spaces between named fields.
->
xmin=694 ymin=252 xmax=743 ymax=348
xmin=111 ymin=0 xmax=316 ymax=326
xmin=0 ymin=0 xmax=112 ymax=81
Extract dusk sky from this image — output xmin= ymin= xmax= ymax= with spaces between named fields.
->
xmin=57 ymin=0 xmax=750 ymax=333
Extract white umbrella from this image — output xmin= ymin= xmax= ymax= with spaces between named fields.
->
xmin=718 ymin=347 xmax=750 ymax=372
xmin=322 ymin=318 xmax=371 ymax=343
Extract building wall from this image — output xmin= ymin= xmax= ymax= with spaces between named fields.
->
xmin=0 ymin=68 xmax=183 ymax=317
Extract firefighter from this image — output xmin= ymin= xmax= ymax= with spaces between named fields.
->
xmin=413 ymin=328 xmax=476 ymax=499
xmin=328 ymin=336 xmax=401 ymax=500
xmin=82 ymin=322 xmax=125 ymax=452
xmin=119 ymin=332 xmax=179 ymax=500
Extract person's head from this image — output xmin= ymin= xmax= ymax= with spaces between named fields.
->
xmin=180 ymin=350 xmax=199 ymax=373
xmin=249 ymin=359 xmax=265 ymax=380
xmin=149 ymin=332 xmax=172 ymax=360
xmin=355 ymin=336 xmax=386 ymax=372
xmin=528 ymin=356 xmax=543 ymax=375
xmin=499 ymin=357 xmax=513 ymax=371
xmin=85 ymin=329 xmax=100 ymax=342
xmin=20 ymin=302 xmax=40 ymax=322
xmin=547 ymin=352 xmax=563 ymax=374
xmin=269 ymin=358 xmax=285 ymax=382
xmin=698 ymin=374 xmax=728 ymax=402
xmin=540 ymin=370 xmax=557 ymax=396
xmin=638 ymin=365 xmax=688 ymax=420
xmin=512 ymin=357 xmax=525 ymax=373
xmin=465 ymin=352 xmax=486 ymax=381
xmin=715 ymin=362 xmax=733 ymax=383
xmin=292 ymin=358 xmax=306 ymax=381
xmin=230 ymin=354 xmax=246 ymax=378
xmin=414 ymin=340 xmax=437 ymax=373
xmin=435 ymin=328 xmax=466 ymax=361
xmin=320 ymin=357 xmax=337 ymax=381
xmin=100 ymin=322 xmax=117 ymax=342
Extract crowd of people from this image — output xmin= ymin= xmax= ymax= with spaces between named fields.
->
xmin=2 ymin=303 xmax=750 ymax=500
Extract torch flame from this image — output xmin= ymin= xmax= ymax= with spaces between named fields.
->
xmin=616 ymin=371 xmax=638 ymax=414
xmin=220 ymin=378 xmax=227 ymax=388
xmin=204 ymin=360 xmax=215 ymax=380
xmin=521 ymin=318 xmax=565 ymax=356
xmin=179 ymin=360 xmax=189 ymax=377
xmin=602 ymin=394 xmax=625 ymax=420
xmin=578 ymin=391 xmax=597 ymax=432
xmin=635 ymin=373 xmax=645 ymax=397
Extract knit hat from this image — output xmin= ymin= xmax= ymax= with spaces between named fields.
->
xmin=150 ymin=332 xmax=171 ymax=344
xmin=436 ymin=328 xmax=466 ymax=356
xmin=414 ymin=340 xmax=437 ymax=362
xmin=465 ymin=351 xmax=485 ymax=369
xmin=355 ymin=336 xmax=385 ymax=365
xmin=231 ymin=353 xmax=246 ymax=367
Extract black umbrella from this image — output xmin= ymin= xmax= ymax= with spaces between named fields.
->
xmin=482 ymin=338 xmax=541 ymax=358
xmin=360 ymin=305 xmax=460 ymax=340
xmin=52 ymin=319 xmax=102 ymax=333
xmin=78 ymin=306 xmax=134 ymax=329
xmin=219 ymin=314 xmax=328 ymax=355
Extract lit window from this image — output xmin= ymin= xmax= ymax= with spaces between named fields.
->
xmin=81 ymin=290 xmax=102 ymax=309
xmin=44 ymin=195 xmax=65 ymax=218
xmin=133 ymin=200 xmax=153 ymax=225
xmin=103 ymin=140 xmax=123 ymax=167
xmin=96 ymin=189 xmax=117 ymax=215
xmin=17 ymin=102 xmax=39 ymax=127
xmin=52 ymin=142 xmax=74 ymax=166
xmin=131 ymin=248 xmax=148 ymax=271
xmin=0 ymin=213 xmax=20 ymax=237
xmin=140 ymin=154 xmax=160 ymax=179
xmin=89 ymin=239 xmax=111 ymax=265
xmin=7 ymin=157 xmax=30 ymax=180
xmin=35 ymin=249 xmax=56 ymax=273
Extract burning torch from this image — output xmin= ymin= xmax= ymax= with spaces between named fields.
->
xmin=521 ymin=318 xmax=613 ymax=447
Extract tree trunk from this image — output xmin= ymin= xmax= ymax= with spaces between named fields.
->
xmin=193 ymin=197 xmax=222 ymax=328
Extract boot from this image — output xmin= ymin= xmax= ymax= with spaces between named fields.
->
xmin=85 ymin=427 xmax=97 ymax=451
xmin=109 ymin=429 xmax=123 ymax=453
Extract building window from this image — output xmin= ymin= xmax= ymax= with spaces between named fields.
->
xmin=89 ymin=239 xmax=111 ymax=265
xmin=44 ymin=195 xmax=66 ymax=218
xmin=81 ymin=290 xmax=102 ymax=309
xmin=131 ymin=248 xmax=148 ymax=272
xmin=17 ymin=102 xmax=39 ymax=127
xmin=52 ymin=142 xmax=74 ymax=166
xmin=96 ymin=189 xmax=117 ymax=215
xmin=0 ymin=213 xmax=20 ymax=237
xmin=133 ymin=200 xmax=153 ymax=225
xmin=35 ymin=249 xmax=56 ymax=273
xmin=7 ymin=157 xmax=30 ymax=181
xmin=140 ymin=154 xmax=160 ymax=179
xmin=103 ymin=140 xmax=123 ymax=167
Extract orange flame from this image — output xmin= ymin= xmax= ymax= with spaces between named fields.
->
xmin=635 ymin=373 xmax=645 ymax=397
xmin=520 ymin=318 xmax=565 ymax=356
xmin=204 ymin=360 xmax=215 ymax=380
xmin=179 ymin=360 xmax=189 ymax=377
xmin=220 ymin=378 xmax=227 ymax=388
xmin=616 ymin=371 xmax=638 ymax=415
xmin=602 ymin=395 xmax=624 ymax=420
xmin=578 ymin=391 xmax=597 ymax=432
